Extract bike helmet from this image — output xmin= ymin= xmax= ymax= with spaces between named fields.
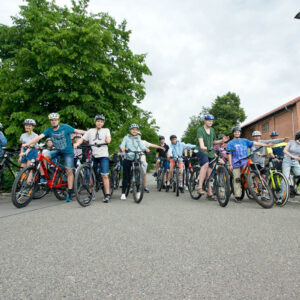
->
xmin=48 ymin=112 xmax=60 ymax=120
xmin=252 ymin=130 xmax=262 ymax=137
xmin=73 ymin=133 xmax=82 ymax=138
xmin=218 ymin=134 xmax=225 ymax=139
xmin=46 ymin=138 xmax=52 ymax=142
xmin=170 ymin=135 xmax=177 ymax=140
xmin=0 ymin=123 xmax=2 ymax=129
xmin=295 ymin=130 xmax=300 ymax=140
xmin=129 ymin=123 xmax=139 ymax=130
xmin=270 ymin=131 xmax=279 ymax=137
xmin=137 ymin=132 xmax=142 ymax=136
xmin=159 ymin=135 xmax=165 ymax=140
xmin=94 ymin=114 xmax=105 ymax=122
xmin=232 ymin=126 xmax=242 ymax=133
xmin=204 ymin=114 xmax=214 ymax=120
xmin=24 ymin=119 xmax=36 ymax=126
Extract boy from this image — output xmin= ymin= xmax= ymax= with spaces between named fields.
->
xmin=74 ymin=115 xmax=111 ymax=203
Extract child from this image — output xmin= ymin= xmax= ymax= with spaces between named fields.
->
xmin=119 ymin=124 xmax=150 ymax=200
xmin=19 ymin=119 xmax=38 ymax=168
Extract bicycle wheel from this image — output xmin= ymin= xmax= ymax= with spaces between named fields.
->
xmin=133 ymin=166 xmax=144 ymax=203
xmin=11 ymin=166 xmax=38 ymax=208
xmin=158 ymin=169 xmax=165 ymax=192
xmin=157 ymin=169 xmax=162 ymax=191
xmin=215 ymin=166 xmax=231 ymax=207
xmin=245 ymin=188 xmax=254 ymax=200
xmin=175 ymin=168 xmax=180 ymax=197
xmin=53 ymin=169 xmax=68 ymax=201
xmin=247 ymin=171 xmax=274 ymax=209
xmin=268 ymin=171 xmax=289 ymax=207
xmin=32 ymin=171 xmax=49 ymax=199
xmin=113 ymin=169 xmax=120 ymax=190
xmin=188 ymin=168 xmax=201 ymax=200
xmin=74 ymin=164 xmax=96 ymax=207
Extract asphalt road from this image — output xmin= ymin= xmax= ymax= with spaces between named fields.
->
xmin=0 ymin=175 xmax=299 ymax=299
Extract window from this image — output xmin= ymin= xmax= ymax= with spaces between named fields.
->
xmin=263 ymin=122 xmax=269 ymax=132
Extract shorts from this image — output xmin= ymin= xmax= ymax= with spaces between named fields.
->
xmin=157 ymin=157 xmax=170 ymax=171
xmin=93 ymin=157 xmax=109 ymax=175
xmin=21 ymin=148 xmax=38 ymax=164
xmin=170 ymin=159 xmax=183 ymax=171
xmin=196 ymin=151 xmax=214 ymax=169
xmin=141 ymin=161 xmax=148 ymax=174
xmin=47 ymin=150 xmax=74 ymax=170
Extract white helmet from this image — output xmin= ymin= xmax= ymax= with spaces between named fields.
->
xmin=48 ymin=113 xmax=60 ymax=120
xmin=24 ymin=119 xmax=36 ymax=126
xmin=252 ymin=131 xmax=262 ymax=137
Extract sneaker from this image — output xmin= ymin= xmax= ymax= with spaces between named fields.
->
xmin=153 ymin=172 xmax=157 ymax=177
xmin=66 ymin=194 xmax=72 ymax=202
xmin=40 ymin=177 xmax=47 ymax=184
xmin=144 ymin=187 xmax=150 ymax=193
xmin=103 ymin=195 xmax=111 ymax=203
xmin=234 ymin=197 xmax=242 ymax=203
xmin=120 ymin=194 xmax=126 ymax=200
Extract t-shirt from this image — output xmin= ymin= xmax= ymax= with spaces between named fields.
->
xmin=156 ymin=143 xmax=169 ymax=158
xmin=20 ymin=132 xmax=38 ymax=146
xmin=139 ymin=140 xmax=151 ymax=163
xmin=43 ymin=124 xmax=74 ymax=154
xmin=227 ymin=138 xmax=254 ymax=169
xmin=196 ymin=126 xmax=216 ymax=158
xmin=83 ymin=128 xmax=110 ymax=158
xmin=285 ymin=140 xmax=300 ymax=158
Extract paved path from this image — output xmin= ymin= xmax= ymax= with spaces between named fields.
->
xmin=0 ymin=175 xmax=299 ymax=299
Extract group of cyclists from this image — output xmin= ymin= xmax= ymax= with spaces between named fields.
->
xmin=0 ymin=112 xmax=300 ymax=207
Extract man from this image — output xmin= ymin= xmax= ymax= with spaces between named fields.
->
xmin=196 ymin=115 xmax=230 ymax=199
xmin=227 ymin=127 xmax=271 ymax=202
xmin=137 ymin=132 xmax=164 ymax=193
xmin=23 ymin=113 xmax=85 ymax=202
xmin=0 ymin=123 xmax=7 ymax=158
xmin=267 ymin=131 xmax=287 ymax=160
xmin=74 ymin=114 xmax=111 ymax=203
xmin=167 ymin=135 xmax=196 ymax=192
xmin=153 ymin=136 xmax=169 ymax=182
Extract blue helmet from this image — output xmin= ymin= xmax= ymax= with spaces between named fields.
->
xmin=270 ymin=131 xmax=279 ymax=137
xmin=204 ymin=114 xmax=214 ymax=120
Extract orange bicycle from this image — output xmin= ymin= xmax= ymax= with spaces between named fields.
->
xmin=11 ymin=146 xmax=68 ymax=208
xmin=234 ymin=147 xmax=274 ymax=209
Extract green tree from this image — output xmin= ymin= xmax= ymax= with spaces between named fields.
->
xmin=0 ymin=0 xmax=152 ymax=145
xmin=208 ymin=92 xmax=246 ymax=136
xmin=182 ymin=92 xmax=246 ymax=143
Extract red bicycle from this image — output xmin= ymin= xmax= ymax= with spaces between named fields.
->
xmin=11 ymin=146 xmax=68 ymax=208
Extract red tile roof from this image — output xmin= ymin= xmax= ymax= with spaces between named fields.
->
xmin=242 ymin=96 xmax=300 ymax=128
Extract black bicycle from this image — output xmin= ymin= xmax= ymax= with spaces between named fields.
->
xmin=74 ymin=143 xmax=114 ymax=207
xmin=166 ymin=156 xmax=183 ymax=196
xmin=110 ymin=153 xmax=122 ymax=190
xmin=0 ymin=148 xmax=20 ymax=190
xmin=188 ymin=149 xmax=231 ymax=207
xmin=124 ymin=150 xmax=145 ymax=203
xmin=156 ymin=157 xmax=168 ymax=191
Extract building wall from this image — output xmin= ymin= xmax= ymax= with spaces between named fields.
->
xmin=242 ymin=103 xmax=299 ymax=141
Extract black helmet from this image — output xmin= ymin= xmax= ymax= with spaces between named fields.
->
xmin=270 ymin=131 xmax=279 ymax=137
xmin=295 ymin=130 xmax=300 ymax=140
xmin=170 ymin=135 xmax=177 ymax=140
xmin=232 ymin=126 xmax=242 ymax=133
xmin=94 ymin=114 xmax=105 ymax=122
xmin=159 ymin=135 xmax=165 ymax=140
xmin=218 ymin=134 xmax=225 ymax=139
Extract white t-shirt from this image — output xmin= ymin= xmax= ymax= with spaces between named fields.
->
xmin=83 ymin=128 xmax=111 ymax=158
xmin=20 ymin=132 xmax=38 ymax=146
xmin=139 ymin=140 xmax=151 ymax=163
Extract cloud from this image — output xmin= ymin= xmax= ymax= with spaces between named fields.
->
xmin=1 ymin=0 xmax=300 ymax=140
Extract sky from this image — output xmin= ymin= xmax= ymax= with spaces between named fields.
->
xmin=1 ymin=0 xmax=300 ymax=138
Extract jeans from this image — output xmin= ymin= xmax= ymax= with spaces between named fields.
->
xmin=282 ymin=156 xmax=300 ymax=185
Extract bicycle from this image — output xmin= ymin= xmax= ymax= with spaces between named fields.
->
xmin=74 ymin=144 xmax=114 ymax=207
xmin=156 ymin=157 xmax=169 ymax=192
xmin=232 ymin=147 xmax=274 ymax=209
xmin=0 ymin=148 xmax=20 ymax=190
xmin=124 ymin=150 xmax=145 ymax=203
xmin=265 ymin=157 xmax=289 ymax=206
xmin=11 ymin=146 xmax=68 ymax=208
xmin=166 ymin=156 xmax=184 ymax=196
xmin=110 ymin=153 xmax=122 ymax=190
xmin=188 ymin=148 xmax=231 ymax=207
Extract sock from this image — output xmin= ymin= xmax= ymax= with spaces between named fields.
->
xmin=105 ymin=194 xmax=110 ymax=197
xmin=68 ymin=189 xmax=73 ymax=197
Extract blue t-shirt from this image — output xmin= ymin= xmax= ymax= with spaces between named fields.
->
xmin=227 ymin=138 xmax=254 ymax=169
xmin=43 ymin=124 xmax=75 ymax=154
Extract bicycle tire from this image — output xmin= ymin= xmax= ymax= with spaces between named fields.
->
xmin=188 ymin=168 xmax=201 ymax=200
xmin=245 ymin=188 xmax=254 ymax=200
xmin=175 ymin=167 xmax=180 ymax=197
xmin=247 ymin=171 xmax=274 ymax=209
xmin=11 ymin=166 xmax=37 ymax=208
xmin=268 ymin=171 xmax=289 ymax=207
xmin=53 ymin=169 xmax=68 ymax=201
xmin=158 ymin=169 xmax=164 ymax=192
xmin=216 ymin=166 xmax=231 ymax=207
xmin=133 ymin=166 xmax=144 ymax=203
xmin=157 ymin=169 xmax=162 ymax=191
xmin=74 ymin=164 xmax=96 ymax=207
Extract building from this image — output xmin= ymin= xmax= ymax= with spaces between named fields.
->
xmin=241 ymin=96 xmax=300 ymax=140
